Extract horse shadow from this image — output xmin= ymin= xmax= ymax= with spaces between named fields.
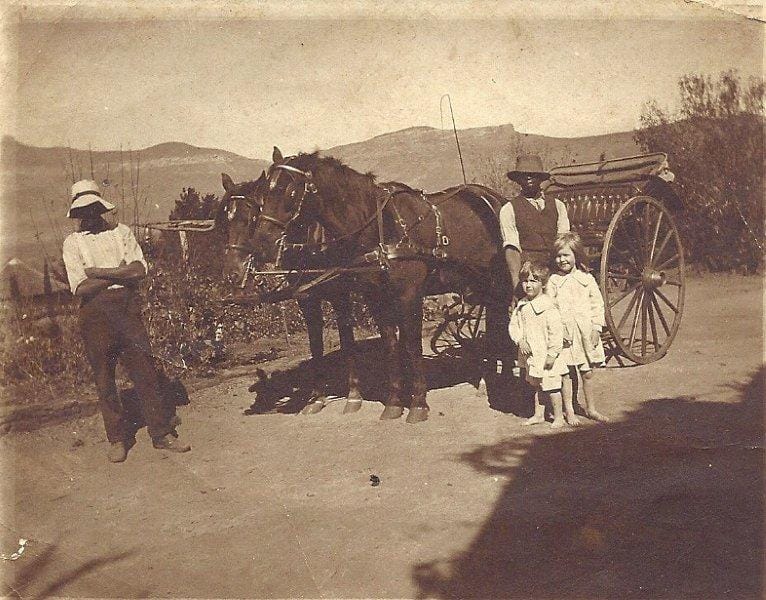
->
xmin=243 ymin=337 xmax=513 ymax=415
xmin=120 ymin=372 xmax=190 ymax=435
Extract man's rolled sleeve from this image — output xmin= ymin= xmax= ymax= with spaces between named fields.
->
xmin=119 ymin=224 xmax=148 ymax=272
xmin=498 ymin=202 xmax=521 ymax=251
xmin=62 ymin=235 xmax=86 ymax=294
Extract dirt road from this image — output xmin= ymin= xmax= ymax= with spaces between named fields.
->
xmin=2 ymin=275 xmax=763 ymax=599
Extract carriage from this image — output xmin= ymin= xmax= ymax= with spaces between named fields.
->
xmin=149 ymin=152 xmax=685 ymax=368
xmin=430 ymin=152 xmax=685 ymax=366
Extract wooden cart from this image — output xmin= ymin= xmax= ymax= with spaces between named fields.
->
xmin=430 ymin=152 xmax=686 ymax=366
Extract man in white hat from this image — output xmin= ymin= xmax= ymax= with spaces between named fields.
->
xmin=499 ymin=154 xmax=570 ymax=292
xmin=62 ymin=179 xmax=191 ymax=462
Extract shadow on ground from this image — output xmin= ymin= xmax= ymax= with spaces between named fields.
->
xmin=3 ymin=539 xmax=136 ymax=598
xmin=413 ymin=366 xmax=764 ymax=599
xmin=243 ymin=337 xmax=505 ymax=415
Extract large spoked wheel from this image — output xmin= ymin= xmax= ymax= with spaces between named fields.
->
xmin=429 ymin=301 xmax=486 ymax=357
xmin=600 ymin=196 xmax=685 ymax=364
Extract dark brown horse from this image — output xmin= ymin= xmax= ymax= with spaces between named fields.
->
xmin=248 ymin=147 xmax=511 ymax=423
xmin=220 ymin=172 xmax=364 ymax=414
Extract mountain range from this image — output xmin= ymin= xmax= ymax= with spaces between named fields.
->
xmin=1 ymin=123 xmax=641 ymax=268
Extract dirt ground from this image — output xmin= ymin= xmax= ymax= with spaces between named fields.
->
xmin=1 ymin=274 xmax=763 ymax=599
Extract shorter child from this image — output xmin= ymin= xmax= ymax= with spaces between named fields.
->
xmin=548 ymin=232 xmax=609 ymax=424
xmin=509 ymin=261 xmax=569 ymax=427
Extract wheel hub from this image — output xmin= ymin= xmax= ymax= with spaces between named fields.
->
xmin=642 ymin=268 xmax=666 ymax=289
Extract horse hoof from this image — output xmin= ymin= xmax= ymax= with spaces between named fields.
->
xmin=406 ymin=407 xmax=430 ymax=424
xmin=379 ymin=405 xmax=404 ymax=420
xmin=343 ymin=399 xmax=363 ymax=414
xmin=301 ymin=402 xmax=325 ymax=415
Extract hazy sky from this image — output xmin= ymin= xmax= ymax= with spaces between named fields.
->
xmin=5 ymin=1 xmax=763 ymax=159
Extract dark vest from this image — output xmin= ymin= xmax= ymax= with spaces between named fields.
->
xmin=509 ymin=194 xmax=558 ymax=262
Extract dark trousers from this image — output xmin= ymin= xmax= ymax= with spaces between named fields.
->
xmin=79 ymin=288 xmax=170 ymax=442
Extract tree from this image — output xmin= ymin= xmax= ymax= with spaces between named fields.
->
xmin=635 ymin=70 xmax=764 ymax=272
xmin=159 ymin=187 xmax=224 ymax=274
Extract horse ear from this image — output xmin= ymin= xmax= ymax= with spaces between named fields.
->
xmin=258 ymin=170 xmax=267 ymax=182
xmin=272 ymin=147 xmax=284 ymax=164
xmin=222 ymin=173 xmax=234 ymax=192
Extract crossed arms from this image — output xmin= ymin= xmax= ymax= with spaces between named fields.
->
xmin=75 ymin=260 xmax=146 ymax=297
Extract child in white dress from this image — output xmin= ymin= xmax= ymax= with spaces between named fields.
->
xmin=548 ymin=232 xmax=609 ymax=424
xmin=509 ymin=261 xmax=570 ymax=428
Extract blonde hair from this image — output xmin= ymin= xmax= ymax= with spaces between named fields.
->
xmin=519 ymin=260 xmax=551 ymax=285
xmin=553 ymin=231 xmax=589 ymax=272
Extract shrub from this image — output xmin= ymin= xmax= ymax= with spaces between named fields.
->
xmin=635 ymin=71 xmax=764 ymax=272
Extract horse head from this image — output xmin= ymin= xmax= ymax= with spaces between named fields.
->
xmin=250 ymin=146 xmax=323 ymax=265
xmin=220 ymin=170 xmax=267 ymax=283
xmin=253 ymin=146 xmax=384 ymax=267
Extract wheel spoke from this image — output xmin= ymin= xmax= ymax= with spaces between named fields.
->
xmin=616 ymin=288 xmax=642 ymax=332
xmin=628 ymin=291 xmax=644 ymax=351
xmin=647 ymin=292 xmax=660 ymax=350
xmin=650 ymin=293 xmax=671 ymax=335
xmin=622 ymin=224 xmax=647 ymax=268
xmin=651 ymin=228 xmax=674 ymax=268
xmin=655 ymin=288 xmax=679 ymax=314
xmin=607 ymin=271 xmax=642 ymax=282
xmin=641 ymin=290 xmax=648 ymax=356
xmin=468 ymin=316 xmax=481 ymax=338
xmin=655 ymin=253 xmax=680 ymax=272
xmin=608 ymin=231 xmax=646 ymax=275
xmin=640 ymin=204 xmax=653 ymax=266
xmin=648 ymin=211 xmax=664 ymax=263
xmin=609 ymin=281 xmax=642 ymax=308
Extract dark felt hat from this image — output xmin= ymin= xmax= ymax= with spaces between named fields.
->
xmin=506 ymin=154 xmax=550 ymax=183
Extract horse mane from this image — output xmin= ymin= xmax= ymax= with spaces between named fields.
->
xmin=289 ymin=152 xmax=380 ymax=207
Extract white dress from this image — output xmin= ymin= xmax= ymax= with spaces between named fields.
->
xmin=509 ymin=294 xmax=569 ymax=391
xmin=548 ymin=269 xmax=606 ymax=369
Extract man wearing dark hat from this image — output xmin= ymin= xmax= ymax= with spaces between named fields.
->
xmin=500 ymin=154 xmax=570 ymax=292
xmin=62 ymin=180 xmax=191 ymax=462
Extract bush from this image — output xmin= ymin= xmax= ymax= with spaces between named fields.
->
xmin=635 ymin=71 xmax=764 ymax=272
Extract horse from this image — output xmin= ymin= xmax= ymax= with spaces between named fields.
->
xmin=247 ymin=146 xmax=511 ymax=423
xmin=219 ymin=171 xmax=364 ymax=415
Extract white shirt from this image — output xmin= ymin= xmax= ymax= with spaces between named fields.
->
xmin=498 ymin=196 xmax=570 ymax=251
xmin=62 ymin=223 xmax=147 ymax=294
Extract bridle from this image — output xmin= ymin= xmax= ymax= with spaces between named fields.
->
xmin=259 ymin=162 xmax=318 ymax=231
xmin=224 ymin=193 xmax=259 ymax=254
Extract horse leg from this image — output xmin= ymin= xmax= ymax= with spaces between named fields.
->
xmin=298 ymin=296 xmax=327 ymax=415
xmin=371 ymin=298 xmax=405 ymax=420
xmin=400 ymin=295 xmax=429 ymax=424
xmin=333 ymin=293 xmax=363 ymax=414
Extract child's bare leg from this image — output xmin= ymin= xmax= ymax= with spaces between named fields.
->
xmin=562 ymin=369 xmax=580 ymax=426
xmin=581 ymin=370 xmax=609 ymax=422
xmin=548 ymin=391 xmax=566 ymax=428
xmin=523 ymin=390 xmax=546 ymax=425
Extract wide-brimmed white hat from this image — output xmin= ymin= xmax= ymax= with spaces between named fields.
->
xmin=67 ymin=179 xmax=116 ymax=218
